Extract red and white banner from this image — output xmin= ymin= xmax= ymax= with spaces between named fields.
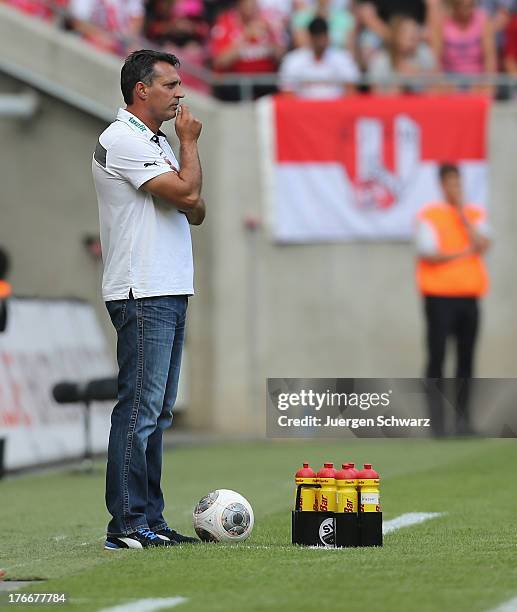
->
xmin=259 ymin=95 xmax=489 ymax=242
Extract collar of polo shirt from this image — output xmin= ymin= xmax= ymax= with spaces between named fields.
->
xmin=116 ymin=108 xmax=166 ymax=141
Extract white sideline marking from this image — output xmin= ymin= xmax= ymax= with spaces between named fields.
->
xmin=383 ymin=512 xmax=444 ymax=535
xmin=98 ymin=596 xmax=188 ymax=612
xmin=490 ymin=596 xmax=517 ymax=612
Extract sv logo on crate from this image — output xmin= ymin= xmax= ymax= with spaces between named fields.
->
xmin=318 ymin=518 xmax=335 ymax=547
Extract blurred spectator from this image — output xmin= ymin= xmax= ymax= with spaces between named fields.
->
xmin=503 ymin=4 xmax=517 ymax=74
xmin=481 ymin=0 xmax=513 ymax=55
xmin=204 ymin=0 xmax=235 ymax=24
xmin=431 ymin=0 xmax=497 ymax=85
xmin=355 ymin=0 xmax=440 ymax=69
xmin=145 ymin=0 xmax=211 ymax=94
xmin=291 ymin=0 xmax=356 ymax=49
xmin=258 ymin=0 xmax=294 ymax=13
xmin=279 ymin=16 xmax=359 ymax=98
xmin=356 ymin=0 xmax=427 ymax=38
xmin=368 ymin=15 xmax=436 ymax=93
xmin=69 ymin=0 xmax=145 ymax=54
xmin=145 ymin=0 xmax=209 ymax=50
xmin=356 ymin=0 xmax=423 ymax=60
xmin=4 ymin=0 xmax=53 ymax=18
xmin=210 ymin=0 xmax=286 ymax=101
xmin=258 ymin=0 xmax=296 ymax=30
xmin=0 ymin=248 xmax=11 ymax=333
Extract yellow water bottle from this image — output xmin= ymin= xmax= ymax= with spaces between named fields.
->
xmin=316 ymin=463 xmax=337 ymax=512
xmin=357 ymin=463 xmax=382 ymax=547
xmin=294 ymin=463 xmax=317 ymax=512
xmin=358 ymin=463 xmax=380 ymax=513
xmin=335 ymin=463 xmax=358 ymax=513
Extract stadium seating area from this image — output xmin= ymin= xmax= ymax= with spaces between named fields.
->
xmin=3 ymin=0 xmax=517 ymax=99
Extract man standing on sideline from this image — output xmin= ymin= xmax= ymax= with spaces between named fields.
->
xmin=92 ymin=50 xmax=205 ymax=549
xmin=415 ymin=164 xmax=491 ymax=436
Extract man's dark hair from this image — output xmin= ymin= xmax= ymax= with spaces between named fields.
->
xmin=439 ymin=163 xmax=459 ymax=182
xmin=308 ymin=16 xmax=328 ymax=36
xmin=0 ymin=247 xmax=10 ymax=280
xmin=121 ymin=50 xmax=180 ymax=105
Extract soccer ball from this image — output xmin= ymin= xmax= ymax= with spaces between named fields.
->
xmin=192 ymin=489 xmax=254 ymax=543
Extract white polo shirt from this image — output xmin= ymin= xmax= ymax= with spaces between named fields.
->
xmin=92 ymin=108 xmax=194 ymax=301
xmin=279 ymin=47 xmax=359 ymax=99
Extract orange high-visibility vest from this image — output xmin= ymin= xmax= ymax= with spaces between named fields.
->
xmin=0 ymin=280 xmax=11 ymax=299
xmin=416 ymin=202 xmax=489 ymax=297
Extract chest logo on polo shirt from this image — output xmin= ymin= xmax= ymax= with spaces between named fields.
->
xmin=128 ymin=116 xmax=147 ymax=132
xmin=144 ymin=161 xmax=159 ymax=167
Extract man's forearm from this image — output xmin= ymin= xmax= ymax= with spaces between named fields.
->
xmin=183 ymin=198 xmax=206 ymax=226
xmin=178 ymin=140 xmax=202 ymax=204
xmin=420 ymin=247 xmax=474 ymax=264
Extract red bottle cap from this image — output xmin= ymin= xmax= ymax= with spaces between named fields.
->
xmin=317 ymin=463 xmax=337 ymax=478
xmin=335 ymin=468 xmax=345 ymax=480
xmin=335 ymin=465 xmax=356 ymax=480
xmin=295 ymin=463 xmax=316 ymax=478
xmin=341 ymin=463 xmax=359 ymax=477
xmin=359 ymin=464 xmax=379 ymax=479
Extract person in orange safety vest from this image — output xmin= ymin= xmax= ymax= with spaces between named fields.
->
xmin=415 ymin=163 xmax=491 ymax=436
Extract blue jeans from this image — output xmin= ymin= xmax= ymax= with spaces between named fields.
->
xmin=105 ymin=295 xmax=187 ymax=536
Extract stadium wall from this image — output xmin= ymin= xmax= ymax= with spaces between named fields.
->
xmin=1 ymin=5 xmax=517 ymax=436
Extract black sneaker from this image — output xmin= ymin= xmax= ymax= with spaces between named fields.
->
xmin=104 ymin=527 xmax=177 ymax=550
xmin=154 ymin=526 xmax=200 ymax=544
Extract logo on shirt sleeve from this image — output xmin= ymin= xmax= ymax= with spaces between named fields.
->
xmin=144 ymin=161 xmax=159 ymax=167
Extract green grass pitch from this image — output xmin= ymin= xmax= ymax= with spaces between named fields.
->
xmin=1 ymin=439 xmax=517 ymax=611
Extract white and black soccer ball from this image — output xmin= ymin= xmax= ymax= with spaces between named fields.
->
xmin=192 ymin=489 xmax=254 ymax=543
